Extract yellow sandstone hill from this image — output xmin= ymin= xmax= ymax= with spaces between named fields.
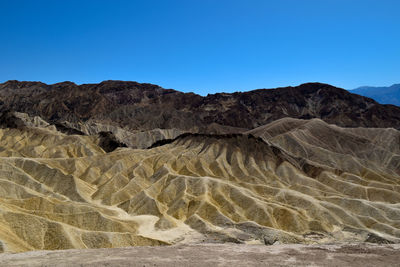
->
xmin=0 ymin=117 xmax=399 ymax=252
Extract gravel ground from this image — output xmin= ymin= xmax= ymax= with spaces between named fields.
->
xmin=0 ymin=243 xmax=399 ymax=267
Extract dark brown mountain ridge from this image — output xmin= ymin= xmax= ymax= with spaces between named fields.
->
xmin=1 ymin=80 xmax=399 ymax=131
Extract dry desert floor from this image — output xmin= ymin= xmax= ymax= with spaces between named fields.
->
xmin=0 ymin=243 xmax=399 ymax=267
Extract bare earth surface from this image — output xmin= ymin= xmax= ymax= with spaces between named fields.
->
xmin=1 ymin=81 xmax=400 ymax=265
xmin=0 ymin=117 xmax=400 ymax=252
xmin=0 ymin=243 xmax=399 ymax=267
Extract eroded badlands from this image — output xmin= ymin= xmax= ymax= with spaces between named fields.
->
xmin=0 ymin=117 xmax=399 ymax=252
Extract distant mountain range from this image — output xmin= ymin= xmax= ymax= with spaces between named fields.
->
xmin=351 ymin=84 xmax=400 ymax=106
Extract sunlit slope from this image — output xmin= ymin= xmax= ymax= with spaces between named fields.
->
xmin=247 ymin=118 xmax=400 ymax=177
xmin=0 ymin=127 xmax=169 ymax=252
xmin=0 ymin=121 xmax=399 ymax=252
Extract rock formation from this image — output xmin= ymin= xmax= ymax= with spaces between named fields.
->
xmin=0 ymin=81 xmax=399 ymax=252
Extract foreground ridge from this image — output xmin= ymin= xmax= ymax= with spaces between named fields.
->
xmin=0 ymin=115 xmax=399 ymax=252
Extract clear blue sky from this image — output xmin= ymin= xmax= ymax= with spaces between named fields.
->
xmin=0 ymin=0 xmax=399 ymax=94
